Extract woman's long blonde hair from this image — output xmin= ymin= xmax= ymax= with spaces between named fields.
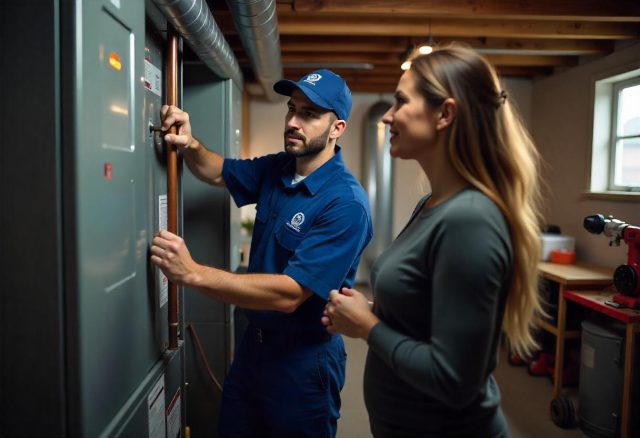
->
xmin=410 ymin=43 xmax=543 ymax=357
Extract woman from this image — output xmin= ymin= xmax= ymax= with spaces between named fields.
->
xmin=322 ymin=44 xmax=542 ymax=437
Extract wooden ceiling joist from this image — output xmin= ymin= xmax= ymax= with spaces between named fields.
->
xmin=288 ymin=0 xmax=640 ymax=22
xmin=278 ymin=36 xmax=613 ymax=55
xmin=215 ymin=1 xmax=640 ymax=94
xmin=276 ymin=52 xmax=578 ymax=67
xmin=276 ymin=15 xmax=640 ymax=40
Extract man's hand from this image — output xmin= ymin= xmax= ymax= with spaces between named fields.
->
xmin=160 ymin=105 xmax=198 ymax=150
xmin=150 ymin=230 xmax=202 ymax=285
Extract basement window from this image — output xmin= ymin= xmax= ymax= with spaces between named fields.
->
xmin=589 ymin=70 xmax=640 ymax=199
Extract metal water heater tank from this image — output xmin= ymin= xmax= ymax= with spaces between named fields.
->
xmin=579 ymin=319 xmax=639 ymax=437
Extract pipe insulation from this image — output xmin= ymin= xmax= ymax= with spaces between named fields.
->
xmin=226 ymin=0 xmax=283 ymax=101
xmin=153 ymin=0 xmax=243 ymax=87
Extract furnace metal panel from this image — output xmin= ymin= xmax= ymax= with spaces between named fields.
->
xmin=182 ymin=66 xmax=238 ymax=435
xmin=2 ymin=1 xmax=186 ymax=436
xmin=183 ymin=67 xmax=232 ymax=324
xmin=228 ymin=82 xmax=244 ymax=274
xmin=144 ymin=16 xmax=171 ymax=352
xmin=97 ymin=345 xmax=184 ymax=438
xmin=70 ymin=1 xmax=162 ymax=435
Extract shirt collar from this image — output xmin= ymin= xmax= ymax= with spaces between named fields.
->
xmin=280 ymin=146 xmax=345 ymax=196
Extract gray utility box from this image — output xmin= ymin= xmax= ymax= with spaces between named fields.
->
xmin=0 ymin=1 xmax=216 ymax=436
xmin=182 ymin=65 xmax=242 ymax=435
xmin=579 ymin=319 xmax=640 ymax=437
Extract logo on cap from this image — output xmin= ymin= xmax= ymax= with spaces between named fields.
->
xmin=303 ymin=74 xmax=322 ymax=86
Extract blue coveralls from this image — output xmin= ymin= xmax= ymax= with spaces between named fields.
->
xmin=219 ymin=147 xmax=373 ymax=438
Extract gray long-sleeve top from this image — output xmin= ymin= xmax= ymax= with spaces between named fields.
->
xmin=364 ymin=189 xmax=512 ymax=437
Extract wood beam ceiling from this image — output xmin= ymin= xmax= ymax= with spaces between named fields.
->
xmin=276 ymin=36 xmax=614 ymax=55
xmin=274 ymin=15 xmax=639 ymax=40
xmin=288 ymin=0 xmax=640 ymax=22
xmin=213 ymin=1 xmax=640 ymax=93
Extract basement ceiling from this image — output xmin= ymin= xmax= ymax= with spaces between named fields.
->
xmin=210 ymin=0 xmax=640 ymax=94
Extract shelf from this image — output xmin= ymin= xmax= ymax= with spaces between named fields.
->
xmin=533 ymin=316 xmax=581 ymax=339
xmin=538 ymin=262 xmax=614 ymax=287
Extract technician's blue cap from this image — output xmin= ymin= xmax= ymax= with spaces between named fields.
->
xmin=273 ymin=69 xmax=352 ymax=121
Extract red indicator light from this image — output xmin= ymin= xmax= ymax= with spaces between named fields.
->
xmin=104 ymin=163 xmax=113 ymax=180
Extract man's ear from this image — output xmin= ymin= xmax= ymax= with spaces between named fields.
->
xmin=436 ymin=98 xmax=456 ymax=131
xmin=330 ymin=119 xmax=347 ymax=139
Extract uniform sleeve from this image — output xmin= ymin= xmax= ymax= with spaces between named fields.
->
xmin=367 ymin=203 xmax=511 ymax=409
xmin=222 ymin=154 xmax=279 ymax=207
xmin=283 ymin=200 xmax=372 ymax=299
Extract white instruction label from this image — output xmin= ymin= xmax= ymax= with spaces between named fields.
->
xmin=145 ymin=60 xmax=162 ymax=97
xmin=110 ymin=0 xmax=121 ymax=9
xmin=581 ymin=343 xmax=595 ymax=369
xmin=159 ymin=195 xmax=168 ymax=308
xmin=166 ymin=389 xmax=182 ymax=438
xmin=148 ymin=376 xmax=166 ymax=438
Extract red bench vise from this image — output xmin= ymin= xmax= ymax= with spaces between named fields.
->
xmin=584 ymin=214 xmax=640 ymax=307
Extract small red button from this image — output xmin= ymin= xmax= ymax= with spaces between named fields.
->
xmin=104 ymin=163 xmax=113 ymax=180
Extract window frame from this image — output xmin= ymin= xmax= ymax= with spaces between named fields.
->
xmin=586 ymin=64 xmax=640 ymax=201
xmin=609 ymin=77 xmax=640 ymax=191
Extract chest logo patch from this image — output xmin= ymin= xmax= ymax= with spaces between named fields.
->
xmin=287 ymin=212 xmax=305 ymax=232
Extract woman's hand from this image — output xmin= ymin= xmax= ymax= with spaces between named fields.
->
xmin=322 ymin=287 xmax=380 ymax=340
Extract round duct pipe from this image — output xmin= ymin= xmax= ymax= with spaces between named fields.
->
xmin=360 ymin=101 xmax=393 ymax=281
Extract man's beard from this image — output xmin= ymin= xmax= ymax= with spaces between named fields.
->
xmin=284 ymin=125 xmax=331 ymax=158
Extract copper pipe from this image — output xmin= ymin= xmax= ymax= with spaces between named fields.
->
xmin=166 ymin=26 xmax=179 ymax=350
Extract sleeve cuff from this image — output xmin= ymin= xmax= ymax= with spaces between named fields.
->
xmin=222 ymin=159 xmax=249 ymax=208
xmin=283 ymin=265 xmax=335 ymax=300
xmin=367 ymin=321 xmax=400 ymax=363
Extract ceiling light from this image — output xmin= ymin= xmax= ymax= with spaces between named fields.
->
xmin=418 ymin=20 xmax=434 ymax=55
xmin=401 ymin=19 xmax=434 ymax=69
xmin=418 ymin=45 xmax=433 ymax=55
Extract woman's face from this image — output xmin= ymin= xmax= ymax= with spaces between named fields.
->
xmin=382 ymin=70 xmax=440 ymax=161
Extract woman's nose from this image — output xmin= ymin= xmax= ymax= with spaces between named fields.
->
xmin=381 ymin=108 xmax=393 ymax=124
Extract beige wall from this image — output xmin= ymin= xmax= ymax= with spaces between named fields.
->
xmin=531 ymin=41 xmax=640 ymax=267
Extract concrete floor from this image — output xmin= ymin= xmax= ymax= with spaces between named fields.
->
xmin=336 ymin=285 xmax=586 ymax=437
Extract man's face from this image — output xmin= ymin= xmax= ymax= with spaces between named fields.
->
xmin=284 ymin=89 xmax=336 ymax=158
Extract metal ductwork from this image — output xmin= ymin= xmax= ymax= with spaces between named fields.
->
xmin=226 ymin=0 xmax=283 ymax=101
xmin=153 ymin=0 xmax=243 ymax=87
xmin=359 ymin=101 xmax=394 ymax=281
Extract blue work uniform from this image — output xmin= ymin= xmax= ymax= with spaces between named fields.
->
xmin=219 ymin=146 xmax=372 ymax=438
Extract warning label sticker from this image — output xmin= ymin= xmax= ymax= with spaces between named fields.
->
xmin=145 ymin=60 xmax=162 ymax=97
xmin=159 ymin=194 xmax=168 ymax=308
xmin=147 ymin=376 xmax=166 ymax=438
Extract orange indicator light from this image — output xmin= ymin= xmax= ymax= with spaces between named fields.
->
xmin=109 ymin=51 xmax=122 ymax=71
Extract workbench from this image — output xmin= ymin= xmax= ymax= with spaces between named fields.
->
xmin=536 ymin=262 xmax=615 ymax=399
xmin=562 ymin=289 xmax=640 ymax=438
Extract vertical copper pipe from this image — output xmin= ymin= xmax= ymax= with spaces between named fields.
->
xmin=166 ymin=26 xmax=179 ymax=350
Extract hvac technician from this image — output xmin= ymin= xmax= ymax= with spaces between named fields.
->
xmin=151 ymin=69 xmax=373 ymax=438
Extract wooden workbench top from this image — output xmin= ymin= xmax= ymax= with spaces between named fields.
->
xmin=538 ymin=261 xmax=614 ymax=286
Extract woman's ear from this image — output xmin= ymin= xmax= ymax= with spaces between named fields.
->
xmin=436 ymin=98 xmax=456 ymax=131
